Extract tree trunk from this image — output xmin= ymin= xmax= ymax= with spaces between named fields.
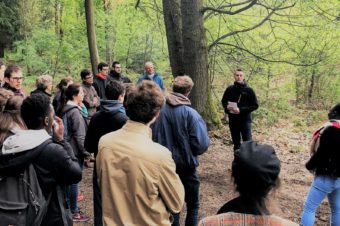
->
xmin=85 ymin=0 xmax=100 ymax=74
xmin=103 ymin=0 xmax=115 ymax=63
xmin=308 ymin=68 xmax=316 ymax=104
xmin=181 ymin=0 xmax=220 ymax=127
xmin=162 ymin=0 xmax=185 ymax=76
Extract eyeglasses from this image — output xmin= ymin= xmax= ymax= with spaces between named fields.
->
xmin=102 ymin=68 xmax=109 ymax=71
xmin=10 ymin=77 xmax=24 ymax=81
xmin=85 ymin=75 xmax=93 ymax=79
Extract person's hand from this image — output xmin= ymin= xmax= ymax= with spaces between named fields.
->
xmin=233 ymin=107 xmax=240 ymax=114
xmin=53 ymin=116 xmax=64 ymax=141
xmin=227 ymin=105 xmax=234 ymax=111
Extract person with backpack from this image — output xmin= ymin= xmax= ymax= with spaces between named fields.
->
xmin=57 ymin=83 xmax=90 ymax=222
xmin=301 ymin=103 xmax=340 ymax=226
xmin=0 ymin=94 xmax=82 ymax=226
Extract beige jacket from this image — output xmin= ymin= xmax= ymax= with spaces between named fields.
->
xmin=96 ymin=120 xmax=185 ymax=226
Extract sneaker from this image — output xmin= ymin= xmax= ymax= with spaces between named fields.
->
xmin=77 ymin=192 xmax=84 ymax=202
xmin=72 ymin=212 xmax=90 ymax=222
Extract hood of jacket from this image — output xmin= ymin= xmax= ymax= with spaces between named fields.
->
xmin=166 ymin=92 xmax=191 ymax=107
xmin=62 ymin=103 xmax=80 ymax=114
xmin=100 ymin=99 xmax=126 ymax=114
xmin=0 ymin=129 xmax=51 ymax=174
xmin=1 ymin=129 xmax=51 ymax=155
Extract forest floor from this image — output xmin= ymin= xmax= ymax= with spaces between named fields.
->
xmin=75 ymin=119 xmax=330 ymax=226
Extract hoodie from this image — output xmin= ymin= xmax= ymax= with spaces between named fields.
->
xmin=85 ymin=100 xmax=128 ymax=156
xmin=0 ymin=128 xmax=82 ymax=226
xmin=152 ymin=92 xmax=210 ymax=170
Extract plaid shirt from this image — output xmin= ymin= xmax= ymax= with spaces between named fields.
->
xmin=198 ymin=212 xmax=298 ymax=226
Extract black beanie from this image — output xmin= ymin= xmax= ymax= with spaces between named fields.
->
xmin=232 ymin=141 xmax=281 ymax=192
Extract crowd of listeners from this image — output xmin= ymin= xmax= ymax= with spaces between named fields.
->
xmin=0 ymin=58 xmax=339 ymax=226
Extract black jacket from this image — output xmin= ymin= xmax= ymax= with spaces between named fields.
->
xmin=306 ymin=126 xmax=340 ymax=177
xmin=31 ymin=89 xmax=52 ymax=98
xmin=93 ymin=75 xmax=107 ymax=100
xmin=85 ymin=100 xmax=128 ymax=157
xmin=108 ymin=71 xmax=132 ymax=83
xmin=0 ymin=129 xmax=82 ymax=226
xmin=221 ymin=81 xmax=258 ymax=122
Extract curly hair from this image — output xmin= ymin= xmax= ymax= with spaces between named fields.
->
xmin=21 ymin=94 xmax=51 ymax=129
xmin=36 ymin=74 xmax=53 ymax=91
xmin=125 ymin=80 xmax=164 ymax=124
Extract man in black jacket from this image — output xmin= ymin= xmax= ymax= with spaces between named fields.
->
xmin=85 ymin=80 xmax=128 ymax=226
xmin=221 ymin=69 xmax=258 ymax=150
xmin=0 ymin=94 xmax=82 ymax=226
xmin=108 ymin=61 xmax=132 ymax=83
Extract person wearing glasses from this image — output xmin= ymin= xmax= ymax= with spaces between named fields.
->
xmin=2 ymin=65 xmax=25 ymax=97
xmin=93 ymin=62 xmax=109 ymax=100
xmin=81 ymin=69 xmax=100 ymax=118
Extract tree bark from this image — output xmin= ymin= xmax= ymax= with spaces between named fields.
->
xmin=180 ymin=0 xmax=220 ymax=127
xmin=103 ymin=0 xmax=115 ymax=64
xmin=85 ymin=0 xmax=100 ymax=74
xmin=162 ymin=0 xmax=185 ymax=76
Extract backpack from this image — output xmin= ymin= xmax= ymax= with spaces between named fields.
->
xmin=0 ymin=139 xmax=52 ymax=226
xmin=310 ymin=119 xmax=340 ymax=156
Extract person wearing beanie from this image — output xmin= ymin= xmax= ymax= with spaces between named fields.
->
xmin=198 ymin=141 xmax=298 ymax=226
xmin=301 ymin=103 xmax=340 ymax=226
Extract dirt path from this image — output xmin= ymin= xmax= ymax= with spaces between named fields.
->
xmin=76 ymin=123 xmax=330 ymax=226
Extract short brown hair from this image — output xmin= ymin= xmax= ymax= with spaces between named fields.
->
xmin=172 ymin=75 xmax=194 ymax=94
xmin=4 ymin=65 xmax=21 ymax=78
xmin=125 ymin=80 xmax=164 ymax=124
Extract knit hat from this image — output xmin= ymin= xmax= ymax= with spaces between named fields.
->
xmin=232 ymin=141 xmax=280 ymax=194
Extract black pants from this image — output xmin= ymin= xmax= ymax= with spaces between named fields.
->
xmin=93 ymin=164 xmax=103 ymax=226
xmin=229 ymin=118 xmax=252 ymax=150
xmin=172 ymin=168 xmax=200 ymax=226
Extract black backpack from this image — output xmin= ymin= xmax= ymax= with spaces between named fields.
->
xmin=0 ymin=139 xmax=52 ymax=226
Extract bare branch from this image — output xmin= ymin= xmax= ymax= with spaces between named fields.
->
xmin=216 ymin=43 xmax=323 ymax=67
xmin=135 ymin=0 xmax=141 ymax=9
xmin=202 ymin=0 xmax=257 ymax=15
xmin=209 ymin=2 xmax=296 ymax=50
xmin=209 ymin=10 xmax=275 ymax=50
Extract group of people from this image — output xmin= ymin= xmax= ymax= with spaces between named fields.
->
xmin=0 ymin=58 xmax=339 ymax=226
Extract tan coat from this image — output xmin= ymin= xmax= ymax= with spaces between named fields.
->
xmin=96 ymin=120 xmax=185 ymax=226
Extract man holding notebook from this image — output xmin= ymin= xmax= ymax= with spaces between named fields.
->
xmin=221 ymin=69 xmax=258 ymax=150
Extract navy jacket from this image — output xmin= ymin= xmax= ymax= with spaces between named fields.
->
xmin=85 ymin=100 xmax=128 ymax=157
xmin=152 ymin=92 xmax=209 ymax=170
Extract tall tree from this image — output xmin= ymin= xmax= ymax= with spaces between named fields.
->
xmin=180 ymin=0 xmax=219 ymax=126
xmin=162 ymin=0 xmax=184 ymax=76
xmin=85 ymin=0 xmax=100 ymax=74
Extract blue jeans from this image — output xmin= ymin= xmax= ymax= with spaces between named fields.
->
xmin=301 ymin=175 xmax=340 ymax=226
xmin=67 ymin=158 xmax=84 ymax=214
xmin=172 ymin=168 xmax=200 ymax=226
xmin=229 ymin=118 xmax=252 ymax=150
